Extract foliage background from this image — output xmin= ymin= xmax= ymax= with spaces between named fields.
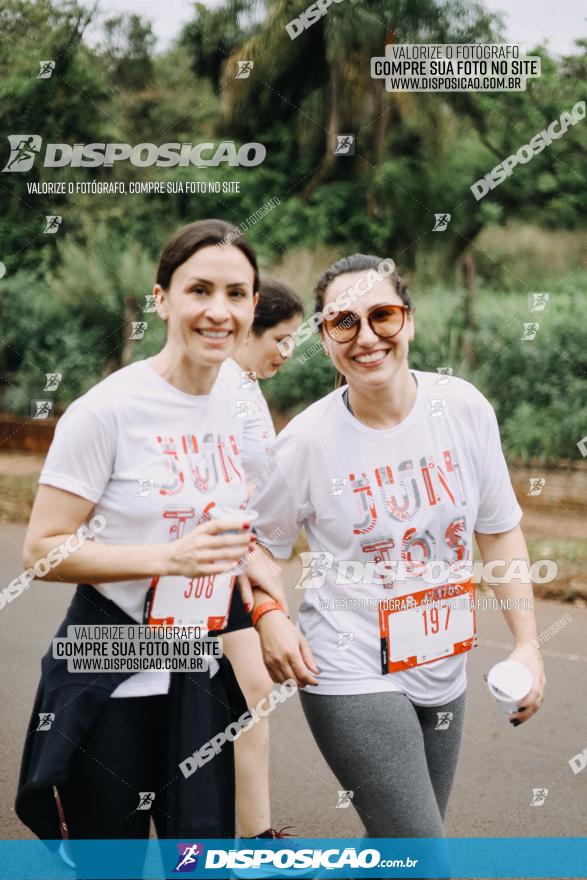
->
xmin=0 ymin=0 xmax=585 ymax=463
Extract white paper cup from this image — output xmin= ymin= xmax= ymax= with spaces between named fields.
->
xmin=208 ymin=507 xmax=259 ymax=574
xmin=208 ymin=506 xmax=258 ymax=534
xmin=486 ymin=660 xmax=533 ymax=715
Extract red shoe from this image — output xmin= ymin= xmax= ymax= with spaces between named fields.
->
xmin=235 ymin=826 xmax=316 ymax=878
xmin=252 ymin=826 xmax=295 ymax=839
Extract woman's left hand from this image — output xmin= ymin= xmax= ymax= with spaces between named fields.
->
xmin=237 ymin=542 xmax=288 ymax=615
xmin=507 ymin=641 xmax=546 ymax=725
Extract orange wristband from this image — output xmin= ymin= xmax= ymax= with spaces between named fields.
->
xmin=252 ymin=600 xmax=284 ymax=628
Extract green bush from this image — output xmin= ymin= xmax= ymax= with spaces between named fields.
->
xmin=0 ymin=271 xmax=106 ymax=413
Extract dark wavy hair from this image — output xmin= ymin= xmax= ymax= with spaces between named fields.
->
xmin=313 ymin=254 xmax=413 ymax=388
xmin=252 ymin=278 xmax=304 ymax=335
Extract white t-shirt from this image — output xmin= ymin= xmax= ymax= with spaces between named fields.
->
xmin=216 ymin=358 xmax=276 ymax=483
xmin=39 ymin=359 xmax=248 ymax=697
xmin=250 ymin=371 xmax=523 ymax=706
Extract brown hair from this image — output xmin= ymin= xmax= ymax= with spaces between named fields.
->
xmin=156 ymin=219 xmax=259 ymax=291
xmin=253 ymin=278 xmax=304 ymax=335
xmin=313 ymin=254 xmax=413 ymax=388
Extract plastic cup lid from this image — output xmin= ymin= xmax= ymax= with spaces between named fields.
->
xmin=208 ymin=506 xmax=259 ymax=522
xmin=487 ymin=660 xmax=533 ymax=701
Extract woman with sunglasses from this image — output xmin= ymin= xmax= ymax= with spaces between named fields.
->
xmin=247 ymin=254 xmax=545 ymax=841
xmin=16 ymin=220 xmax=284 ymax=869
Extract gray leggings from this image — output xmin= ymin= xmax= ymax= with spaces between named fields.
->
xmin=299 ymin=688 xmax=466 ymax=838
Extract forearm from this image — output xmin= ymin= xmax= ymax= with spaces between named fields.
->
xmin=252 ymin=586 xmax=275 ymax=610
xmin=23 ymin=535 xmax=171 ymax=584
xmin=475 ymin=525 xmax=539 ymax=645
xmin=249 ymin=542 xmax=279 ymax=610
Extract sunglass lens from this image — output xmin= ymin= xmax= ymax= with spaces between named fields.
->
xmin=327 ymin=311 xmax=360 ymax=341
xmin=370 ymin=306 xmax=404 ymax=337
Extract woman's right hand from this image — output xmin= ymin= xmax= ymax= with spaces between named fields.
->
xmin=164 ymin=518 xmax=255 ymax=578
xmin=256 ymin=610 xmax=319 ymax=687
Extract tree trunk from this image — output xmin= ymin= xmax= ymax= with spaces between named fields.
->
xmin=121 ymin=296 xmax=140 ymax=367
xmin=303 ymin=61 xmax=341 ymax=200
xmin=460 ymin=252 xmax=476 ymax=365
xmin=373 ymin=28 xmax=396 ymax=164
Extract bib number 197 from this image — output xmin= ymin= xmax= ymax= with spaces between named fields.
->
xmin=379 ymin=580 xmax=476 ymax=674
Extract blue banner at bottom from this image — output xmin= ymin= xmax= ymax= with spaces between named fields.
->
xmin=0 ymin=838 xmax=586 ymax=879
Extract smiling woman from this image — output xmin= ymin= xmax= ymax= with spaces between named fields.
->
xmin=149 ymin=219 xmax=260 ymax=393
xmin=248 ymin=250 xmax=545 ymax=850
xmin=15 ymin=218 xmax=286 ymax=862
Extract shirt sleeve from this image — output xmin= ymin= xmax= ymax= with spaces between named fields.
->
xmin=241 ymin=403 xmax=271 ymax=484
xmin=39 ymin=399 xmax=116 ymax=503
xmin=248 ymin=428 xmax=311 ymax=559
xmin=474 ymin=401 xmax=523 ymax=534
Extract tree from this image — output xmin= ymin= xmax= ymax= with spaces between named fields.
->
xmin=100 ymin=14 xmax=156 ymax=90
xmin=48 ymin=221 xmax=156 ymax=373
xmin=0 ymin=0 xmax=110 ymax=272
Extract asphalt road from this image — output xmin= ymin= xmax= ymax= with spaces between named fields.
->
xmin=1 ymin=523 xmax=586 ymax=844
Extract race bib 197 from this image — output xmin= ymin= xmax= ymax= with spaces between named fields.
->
xmin=379 ymin=580 xmax=476 ymax=674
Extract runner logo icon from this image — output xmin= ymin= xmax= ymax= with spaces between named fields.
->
xmin=174 ymin=843 xmax=204 ymax=872
xmin=3 ymin=135 xmax=42 ymax=172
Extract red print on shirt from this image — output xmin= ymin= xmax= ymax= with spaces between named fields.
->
xmin=351 ymin=450 xmax=466 ymax=534
xmin=349 ymin=449 xmax=469 ymax=589
xmin=156 ymin=433 xmax=242 ymax=495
